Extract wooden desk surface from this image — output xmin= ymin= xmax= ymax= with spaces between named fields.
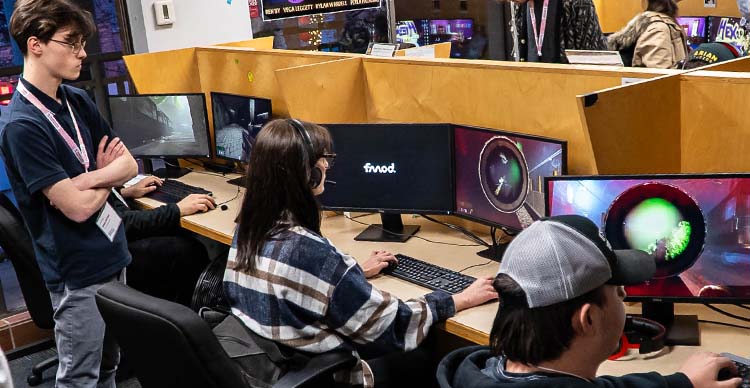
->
xmin=135 ymin=171 xmax=750 ymax=377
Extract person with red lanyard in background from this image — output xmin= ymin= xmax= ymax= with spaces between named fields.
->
xmin=498 ymin=0 xmax=608 ymax=63
xmin=0 ymin=0 xmax=138 ymax=387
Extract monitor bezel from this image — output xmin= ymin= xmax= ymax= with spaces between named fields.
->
xmin=209 ymin=92 xmax=273 ymax=163
xmin=107 ymin=93 xmax=212 ymax=159
xmin=318 ymin=123 xmax=456 ymax=215
xmin=544 ymin=172 xmax=750 ymax=304
xmin=452 ymin=124 xmax=568 ymax=233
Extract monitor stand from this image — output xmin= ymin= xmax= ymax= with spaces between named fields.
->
xmin=145 ymin=158 xmax=191 ymax=179
xmin=354 ymin=213 xmax=420 ymax=243
xmin=641 ymin=301 xmax=700 ymax=346
xmin=226 ymin=176 xmax=247 ymax=186
xmin=476 ymin=242 xmax=508 ymax=262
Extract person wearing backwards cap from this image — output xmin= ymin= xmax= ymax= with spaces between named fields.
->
xmin=683 ymin=42 xmax=741 ymax=69
xmin=437 ymin=215 xmax=742 ymax=388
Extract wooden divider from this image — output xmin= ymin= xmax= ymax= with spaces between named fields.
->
xmin=704 ymin=56 xmax=750 ymax=72
xmin=577 ymin=75 xmax=682 ymax=174
xmin=394 ymin=42 xmax=452 ymax=58
xmin=124 ymin=47 xmax=202 ymax=93
xmin=214 ymin=37 xmax=275 ymax=49
xmin=680 ymin=71 xmax=750 ymax=173
xmin=275 ymin=57 xmax=368 ymax=123
xmin=280 ymin=57 xmax=674 ymax=174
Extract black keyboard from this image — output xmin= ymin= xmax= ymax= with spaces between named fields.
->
xmin=383 ymin=254 xmax=475 ymax=294
xmin=145 ymin=179 xmax=212 ymax=203
xmin=720 ymin=352 xmax=750 ymax=386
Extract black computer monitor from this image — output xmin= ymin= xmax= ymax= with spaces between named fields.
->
xmin=453 ymin=125 xmax=566 ymax=259
xmin=211 ymin=92 xmax=272 ymax=164
xmin=319 ymin=123 xmax=454 ymax=242
xmin=108 ymin=93 xmax=210 ymax=178
xmin=546 ymin=174 xmax=750 ymax=345
xmin=707 ymin=16 xmax=748 ymax=55
xmin=676 ymin=16 xmax=708 ymax=50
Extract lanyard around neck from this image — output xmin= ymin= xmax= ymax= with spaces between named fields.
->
xmin=529 ymin=0 xmax=550 ymax=58
xmin=17 ymin=81 xmax=89 ymax=172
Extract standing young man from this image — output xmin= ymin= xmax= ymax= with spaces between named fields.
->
xmin=0 ymin=1 xmax=138 ymax=387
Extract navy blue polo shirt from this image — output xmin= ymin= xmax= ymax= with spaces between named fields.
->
xmin=0 ymin=78 xmax=130 ymax=292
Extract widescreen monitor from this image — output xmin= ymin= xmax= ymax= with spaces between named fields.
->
xmin=708 ymin=16 xmax=749 ymax=55
xmin=676 ymin=16 xmax=707 ymax=50
xmin=108 ymin=93 xmax=210 ymax=159
xmin=211 ymin=92 xmax=272 ymax=163
xmin=396 ymin=19 xmax=473 ymax=58
xmin=319 ymin=123 xmax=454 ymax=242
xmin=454 ymin=125 xmax=566 ymax=232
xmin=546 ymin=174 xmax=750 ymax=344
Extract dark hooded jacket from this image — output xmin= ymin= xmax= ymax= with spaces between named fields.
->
xmin=513 ymin=0 xmax=608 ymax=63
xmin=437 ymin=346 xmax=693 ymax=388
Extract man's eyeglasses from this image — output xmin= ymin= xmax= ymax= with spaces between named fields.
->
xmin=322 ymin=152 xmax=336 ymax=168
xmin=49 ymin=39 xmax=86 ymax=55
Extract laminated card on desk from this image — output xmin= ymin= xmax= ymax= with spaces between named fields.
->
xmin=367 ymin=43 xmax=398 ymax=57
xmin=565 ymin=50 xmax=624 ymax=66
xmin=404 ymin=46 xmax=436 ymax=58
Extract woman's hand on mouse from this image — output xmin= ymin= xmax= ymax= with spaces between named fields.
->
xmin=177 ymin=194 xmax=216 ymax=216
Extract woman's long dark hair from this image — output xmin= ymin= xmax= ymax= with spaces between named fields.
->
xmin=647 ymin=0 xmax=679 ymax=19
xmin=233 ymin=119 xmax=332 ymax=273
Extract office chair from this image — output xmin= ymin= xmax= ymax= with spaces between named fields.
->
xmin=96 ymin=282 xmax=357 ymax=388
xmin=0 ymin=192 xmax=57 ymax=386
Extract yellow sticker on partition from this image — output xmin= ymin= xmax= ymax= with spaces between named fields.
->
xmin=247 ymin=71 xmax=254 ymax=83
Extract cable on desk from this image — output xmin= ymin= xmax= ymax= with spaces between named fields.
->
xmin=421 ymin=214 xmax=491 ymax=248
xmin=698 ymin=319 xmax=750 ymax=331
xmin=704 ymin=304 xmax=750 ymax=322
xmin=340 ymin=213 xmax=482 ymax=247
xmin=216 ymin=184 xmax=242 ymax=207
xmin=457 ymin=261 xmax=495 ymax=274
xmin=736 ymin=304 xmax=750 ymax=311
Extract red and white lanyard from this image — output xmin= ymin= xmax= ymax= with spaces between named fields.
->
xmin=528 ymin=0 xmax=550 ymax=58
xmin=17 ymin=81 xmax=89 ymax=172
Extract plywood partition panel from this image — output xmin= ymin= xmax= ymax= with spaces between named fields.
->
xmin=275 ymin=58 xmax=368 ymax=123
xmin=213 ymin=37 xmax=275 ymax=49
xmin=578 ymin=76 xmax=681 ymax=174
xmin=194 ymin=48 xmax=352 ymax=118
xmin=360 ymin=58 xmax=674 ymax=174
xmin=704 ymin=57 xmax=750 ymax=73
xmin=680 ymin=71 xmax=750 ymax=173
xmin=124 ymin=48 xmax=201 ymax=93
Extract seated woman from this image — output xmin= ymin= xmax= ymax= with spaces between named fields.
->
xmin=224 ymin=119 xmax=497 ymax=387
xmin=608 ymin=0 xmax=688 ymax=68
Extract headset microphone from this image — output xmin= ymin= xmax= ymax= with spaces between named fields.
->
xmin=325 ymin=180 xmax=337 ymax=186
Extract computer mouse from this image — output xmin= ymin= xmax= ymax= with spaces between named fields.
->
xmin=383 ymin=260 xmax=397 ymax=274
xmin=718 ymin=367 xmax=736 ymax=381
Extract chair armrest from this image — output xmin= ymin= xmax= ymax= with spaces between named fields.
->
xmin=273 ymin=351 xmax=357 ymax=388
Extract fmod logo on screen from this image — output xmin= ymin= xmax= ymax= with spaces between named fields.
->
xmin=363 ymin=163 xmax=397 ymax=174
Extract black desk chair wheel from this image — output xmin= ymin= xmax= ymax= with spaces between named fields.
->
xmin=0 ymin=192 xmax=57 ymax=386
xmin=96 ymin=282 xmax=356 ymax=388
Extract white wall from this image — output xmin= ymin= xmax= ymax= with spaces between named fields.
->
xmin=126 ymin=0 xmax=254 ymax=53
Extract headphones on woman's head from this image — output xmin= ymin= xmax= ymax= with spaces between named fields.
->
xmin=287 ymin=119 xmax=323 ymax=189
xmin=609 ymin=315 xmax=666 ymax=361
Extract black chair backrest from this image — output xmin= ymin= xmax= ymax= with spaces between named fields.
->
xmin=0 ymin=192 xmax=54 ymax=329
xmin=95 ymin=282 xmax=247 ymax=388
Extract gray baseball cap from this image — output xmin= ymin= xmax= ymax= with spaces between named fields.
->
xmin=498 ymin=215 xmax=655 ymax=308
